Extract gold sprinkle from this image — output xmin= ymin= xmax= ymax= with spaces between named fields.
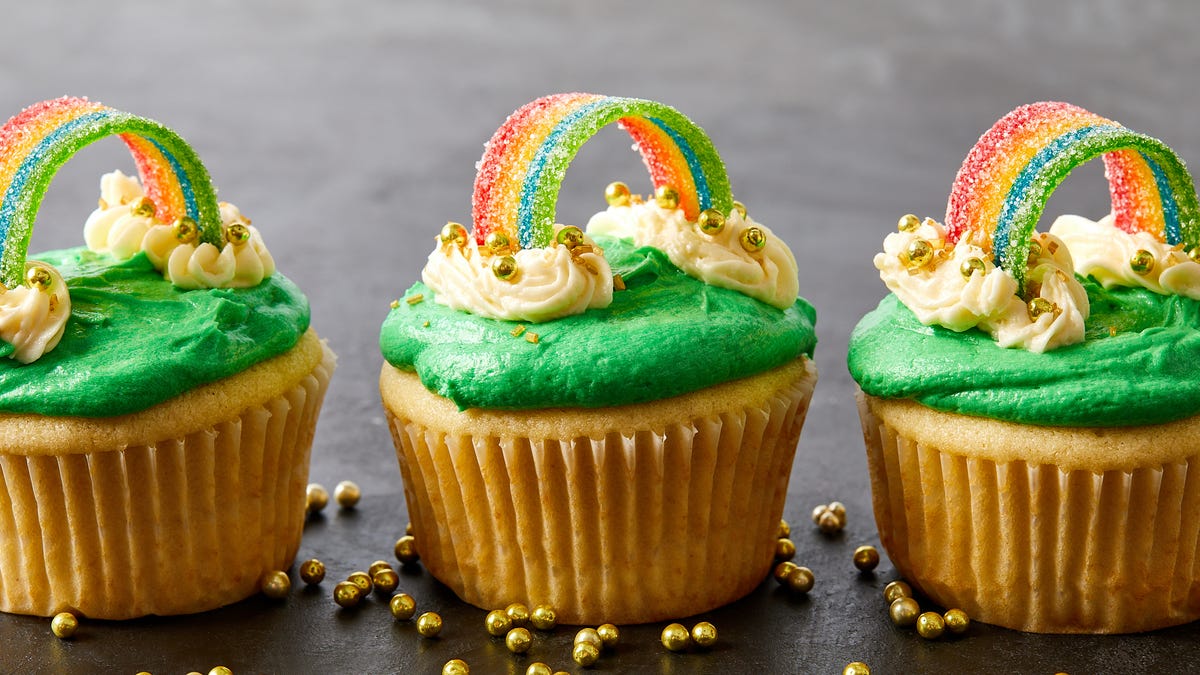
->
xmin=1109 ymin=326 xmax=1117 ymax=337
xmin=613 ymin=273 xmax=626 ymax=291
xmin=1047 ymin=240 xmax=1059 ymax=254
xmin=525 ymin=332 xmax=539 ymax=344
xmin=423 ymin=321 xmax=430 ymax=328
xmin=98 ymin=198 xmax=108 ymax=210
xmin=511 ymin=325 xmax=526 ymax=337
xmin=390 ymin=300 xmax=400 ymax=309
xmin=406 ymin=294 xmax=424 ymax=305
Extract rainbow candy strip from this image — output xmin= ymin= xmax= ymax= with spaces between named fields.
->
xmin=472 ymin=93 xmax=733 ymax=249
xmin=944 ymin=101 xmax=1200 ymax=290
xmin=0 ymin=97 xmax=224 ymax=288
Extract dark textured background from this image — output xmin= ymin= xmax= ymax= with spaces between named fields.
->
xmin=2 ymin=1 xmax=1199 ymax=673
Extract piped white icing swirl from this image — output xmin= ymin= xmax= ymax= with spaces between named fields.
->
xmin=422 ymin=225 xmax=614 ymax=322
xmin=1049 ymin=214 xmax=1200 ymax=300
xmin=0 ymin=263 xmax=71 ymax=363
xmin=876 ymin=218 xmax=1088 ymax=353
xmin=586 ymin=201 xmax=799 ymax=309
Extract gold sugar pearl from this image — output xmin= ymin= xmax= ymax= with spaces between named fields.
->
xmin=441 ymin=222 xmax=469 ymax=248
xmin=827 ymin=502 xmax=847 ymax=521
xmin=740 ymin=226 xmax=767 ymax=253
xmin=853 ymin=545 xmax=880 ymax=572
xmin=369 ymin=560 xmax=394 ymax=577
xmin=530 ymin=604 xmax=557 ymax=631
xmin=553 ymin=672 xmax=571 ymax=675
xmin=775 ymin=537 xmax=796 ymax=561
xmin=691 ymin=621 xmax=717 ymax=649
xmin=596 ymin=623 xmax=619 ymax=649
xmin=505 ymin=627 xmax=532 ymax=654
xmin=655 ymin=185 xmax=680 ymax=210
xmin=334 ymin=480 xmax=360 ymax=508
xmin=486 ymin=609 xmax=513 ymax=636
xmin=492 ymin=255 xmax=519 ymax=281
xmin=778 ymin=518 xmax=791 ymax=539
xmin=1027 ymin=297 xmax=1058 ymax=321
xmin=883 ymin=580 xmax=912 ymax=604
xmin=556 ymin=225 xmax=586 ymax=250
xmin=944 ymin=608 xmax=971 ymax=634
xmin=732 ymin=200 xmax=748 ymax=219
xmin=888 ymin=597 xmax=920 ymax=627
xmin=773 ymin=561 xmax=798 ymax=585
xmin=372 ymin=567 xmax=399 ymax=595
xmin=306 ymin=483 xmax=329 ymax=514
xmin=916 ymin=611 xmax=946 ymax=639
xmin=226 ymin=222 xmax=252 ymax=246
xmin=260 ymin=570 xmax=290 ymax=599
xmin=299 ymin=559 xmax=326 ymax=585
xmin=811 ymin=504 xmax=829 ymax=524
xmin=334 ymin=580 xmax=363 ymax=608
xmin=572 ymin=642 xmax=601 ymax=667
xmin=442 ymin=659 xmax=469 ymax=675
xmin=417 ymin=611 xmax=443 ymax=638
xmin=785 ymin=566 xmax=815 ymax=594
xmin=395 ymin=535 xmax=420 ymax=565
xmin=903 ymin=239 xmax=934 ymax=268
xmin=605 ymin=181 xmax=632 ymax=207
xmin=1130 ymin=249 xmax=1156 ymax=276
xmin=209 ymin=668 xmax=233 ymax=675
xmin=24 ymin=265 xmax=53 ymax=291
xmin=1189 ymin=246 xmax=1200 ymax=263
xmin=505 ymin=602 xmax=530 ymax=627
xmin=526 ymin=664 xmax=553 ymax=675
xmin=960 ymin=256 xmax=986 ymax=279
xmin=50 ymin=612 xmax=78 ymax=639
xmin=660 ymin=622 xmax=691 ymax=652
xmin=575 ymin=627 xmax=602 ymax=649
xmin=173 ymin=217 xmax=199 ymax=244
xmin=390 ymin=592 xmax=416 ymax=620
xmin=347 ymin=571 xmax=373 ymax=595
xmin=818 ymin=510 xmax=843 ymax=534
xmin=485 ymin=231 xmax=513 ymax=255
xmin=844 ymin=662 xmax=872 ymax=675
xmin=897 ymin=214 xmax=921 ymax=232
xmin=131 ymin=196 xmax=157 ymax=218
xmin=697 ymin=208 xmax=726 ymax=235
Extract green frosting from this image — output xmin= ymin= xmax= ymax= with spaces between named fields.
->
xmin=0 ymin=247 xmax=309 ymax=418
xmin=380 ymin=235 xmax=816 ymax=410
xmin=848 ymin=278 xmax=1200 ymax=427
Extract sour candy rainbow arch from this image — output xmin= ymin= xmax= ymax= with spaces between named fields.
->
xmin=472 ymin=93 xmax=734 ymax=249
xmin=944 ymin=101 xmax=1200 ymax=290
xmin=0 ymin=97 xmax=224 ymax=288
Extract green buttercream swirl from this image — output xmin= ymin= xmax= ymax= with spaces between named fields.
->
xmin=848 ymin=278 xmax=1200 ymax=427
xmin=0 ymin=247 xmax=309 ymax=417
xmin=380 ymin=235 xmax=816 ymax=410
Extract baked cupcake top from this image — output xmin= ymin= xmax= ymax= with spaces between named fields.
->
xmin=380 ymin=93 xmax=815 ymax=410
xmin=0 ymin=97 xmax=309 ymax=417
xmin=849 ymin=102 xmax=1200 ymax=427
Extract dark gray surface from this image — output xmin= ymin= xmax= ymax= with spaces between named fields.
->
xmin=2 ymin=1 xmax=1199 ymax=673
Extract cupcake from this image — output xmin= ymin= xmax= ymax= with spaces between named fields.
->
xmin=379 ymin=93 xmax=816 ymax=624
xmin=0 ymin=97 xmax=335 ymax=619
xmin=848 ymin=101 xmax=1200 ymax=633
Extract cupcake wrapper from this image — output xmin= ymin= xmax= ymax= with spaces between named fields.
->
xmin=384 ymin=369 xmax=814 ymax=625
xmin=858 ymin=392 xmax=1200 ymax=633
xmin=0 ymin=344 xmax=334 ymax=619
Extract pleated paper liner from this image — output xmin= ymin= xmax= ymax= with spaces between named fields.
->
xmin=857 ymin=391 xmax=1200 ymax=634
xmin=381 ymin=358 xmax=816 ymax=625
xmin=0 ymin=339 xmax=335 ymax=619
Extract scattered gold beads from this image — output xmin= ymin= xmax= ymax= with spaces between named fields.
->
xmin=888 ymin=597 xmax=920 ymax=627
xmin=24 ymin=265 xmax=52 ymax=291
xmin=372 ymin=567 xmax=399 ymax=595
xmin=441 ymin=222 xmax=469 ymax=249
xmin=778 ymin=518 xmax=791 ymax=538
xmin=486 ymin=609 xmax=513 ymax=636
xmin=785 ymin=566 xmax=815 ymax=594
xmin=853 ymin=545 xmax=880 ymax=572
xmin=260 ymin=570 xmax=290 ymax=599
xmin=209 ymin=668 xmax=233 ymax=675
xmin=605 ymin=181 xmax=631 ymax=207
xmin=334 ymin=480 xmax=360 ymax=508
xmin=417 ymin=611 xmax=443 ymax=637
xmin=525 ymin=665 xmax=553 ymax=675
xmin=226 ymin=222 xmax=252 ymax=246
xmin=390 ymin=593 xmax=416 ymax=620
xmin=333 ymin=581 xmax=363 ymax=608
xmin=305 ymin=483 xmax=329 ymax=514
xmin=691 ymin=621 xmax=718 ymax=649
xmin=347 ymin=571 xmax=373 ymax=595
xmin=368 ymin=560 xmax=393 ymax=577
xmin=897 ymin=214 xmax=921 ymax=232
xmin=812 ymin=501 xmax=846 ymax=534
xmin=1130 ymin=249 xmax=1156 ymax=275
xmin=883 ymin=580 xmax=912 ymax=604
xmin=131 ymin=196 xmax=157 ymax=218
xmin=739 ymin=226 xmax=767 ymax=253
xmin=775 ymin=537 xmax=796 ymax=561
xmin=844 ymin=662 xmax=872 ymax=675
xmin=732 ymin=200 xmax=748 ymax=219
xmin=530 ymin=604 xmax=557 ymax=631
xmin=572 ymin=642 xmax=600 ymax=667
xmin=505 ymin=627 xmax=532 ymax=654
xmin=773 ymin=561 xmax=797 ymax=584
xmin=394 ymin=535 xmax=420 ymax=565
xmin=903 ymin=238 xmax=934 ymax=268
xmin=50 ymin=611 xmax=78 ymax=639
xmin=916 ymin=611 xmax=946 ymax=639
xmin=655 ymin=185 xmax=680 ymax=210
xmin=492 ymin=255 xmax=519 ymax=281
xmin=1027 ymin=296 xmax=1058 ymax=320
xmin=556 ymin=226 xmax=586 ymax=250
xmin=660 ymin=622 xmax=690 ymax=651
xmin=596 ymin=623 xmax=619 ymax=648
xmin=299 ymin=559 xmax=325 ymax=585
xmin=697 ymin=208 xmax=726 ymax=235
xmin=960 ymin=256 xmax=986 ymax=278
xmin=1189 ymin=246 xmax=1200 ymax=263
xmin=944 ymin=608 xmax=971 ymax=634
xmin=442 ymin=659 xmax=469 ymax=675
xmin=484 ymin=232 xmax=513 ymax=255
xmin=575 ymin=627 xmax=602 ymax=649
xmin=505 ymin=602 xmax=530 ymax=627
xmin=173 ymin=216 xmax=199 ymax=243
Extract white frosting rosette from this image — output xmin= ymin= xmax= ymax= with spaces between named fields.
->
xmin=1050 ymin=213 xmax=1200 ymax=300
xmin=0 ymin=263 xmax=71 ymax=363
